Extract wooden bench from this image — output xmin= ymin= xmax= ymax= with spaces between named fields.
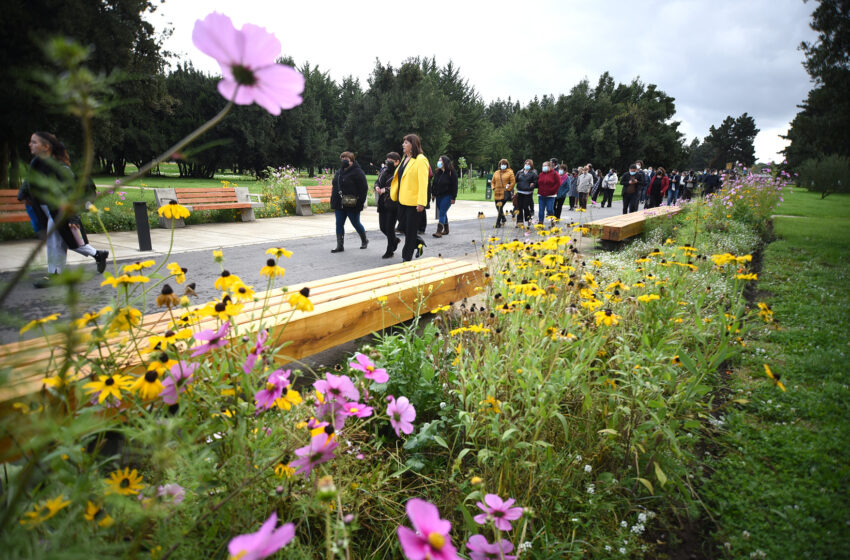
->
xmin=294 ymin=185 xmax=332 ymax=216
xmin=0 ymin=189 xmax=31 ymax=223
xmin=0 ymin=257 xmax=485 ymax=411
xmin=587 ymin=205 xmax=682 ymax=243
xmin=154 ymin=187 xmax=262 ymax=228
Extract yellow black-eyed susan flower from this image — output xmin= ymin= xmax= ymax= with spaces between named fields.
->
xmin=167 ymin=262 xmax=187 ymax=284
xmin=672 ymin=355 xmax=682 ymax=366
xmin=157 ymin=200 xmax=190 ymax=220
xmin=122 ymin=260 xmax=155 ymax=274
xmin=108 ymin=307 xmax=142 ymax=333
xmin=83 ymin=374 xmax=134 ymax=404
xmin=84 ymin=501 xmax=114 ymax=528
xmin=288 ymin=287 xmax=313 ymax=312
xmin=230 ymin=282 xmax=256 ymax=302
xmin=260 ymin=258 xmax=286 ymax=278
xmin=637 ymin=294 xmax=660 ymax=303
xmin=214 ymin=270 xmax=241 ymax=291
xmin=764 ymin=364 xmax=786 ymax=391
xmin=266 ymin=247 xmax=293 ymax=259
xmin=19 ymin=495 xmax=71 ymax=528
xmin=104 ymin=467 xmax=145 ymax=496
xmin=131 ymin=367 xmax=164 ymax=400
xmin=101 ymin=274 xmax=150 ymax=288
xmin=156 ymin=284 xmax=180 ymax=308
xmin=147 ymin=328 xmax=192 ymax=351
xmin=73 ymin=306 xmax=112 ymax=329
xmin=19 ymin=312 xmax=61 ymax=334
xmin=594 ymin=309 xmax=620 ymax=326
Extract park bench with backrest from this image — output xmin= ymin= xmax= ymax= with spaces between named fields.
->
xmin=294 ymin=185 xmax=332 ymax=216
xmin=0 ymin=256 xmax=485 ymax=415
xmin=586 ymin=205 xmax=682 ymax=244
xmin=154 ymin=186 xmax=263 ymax=228
xmin=0 ymin=190 xmax=31 ymax=223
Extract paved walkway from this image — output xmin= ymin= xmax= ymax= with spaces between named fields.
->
xmin=1 ymin=200 xmax=622 ymax=272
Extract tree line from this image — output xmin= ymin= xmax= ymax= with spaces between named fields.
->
xmin=1 ymin=0 xmax=760 ymax=186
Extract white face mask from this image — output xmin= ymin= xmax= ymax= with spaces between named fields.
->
xmin=437 ymin=160 xmax=443 ymax=169
xmin=500 ymin=164 xmax=507 ymax=170
xmin=542 ymin=166 xmax=550 ymax=173
xmin=524 ymin=165 xmax=530 ymax=171
xmin=558 ymin=169 xmax=564 ymax=175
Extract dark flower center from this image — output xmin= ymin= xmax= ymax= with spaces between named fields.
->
xmin=165 ymin=330 xmax=175 ymax=338
xmin=120 ymin=477 xmax=130 ymax=488
xmin=161 ymin=284 xmax=173 ymax=295
xmin=231 ymin=64 xmax=257 ymax=86
xmin=267 ymin=259 xmax=276 ymax=267
xmin=105 ymin=377 xmax=115 ymax=386
xmin=159 ymin=353 xmax=169 ymax=363
xmin=221 ymin=270 xmax=230 ymax=278
xmin=324 ymin=425 xmax=334 ymax=435
xmin=215 ymin=302 xmax=227 ymax=312
xmin=493 ymin=510 xmax=505 ymax=517
xmin=145 ymin=371 xmax=158 ymax=382
xmin=300 ymin=287 xmax=310 ymax=297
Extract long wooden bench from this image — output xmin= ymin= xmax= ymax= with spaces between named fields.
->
xmin=294 ymin=185 xmax=332 ymax=216
xmin=154 ymin=187 xmax=262 ymax=228
xmin=0 ymin=256 xmax=485 ymax=408
xmin=587 ymin=205 xmax=682 ymax=243
xmin=0 ymin=189 xmax=31 ymax=223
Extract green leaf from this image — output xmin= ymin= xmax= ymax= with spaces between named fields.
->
xmin=553 ymin=411 xmax=570 ymax=441
xmin=654 ymin=461 xmax=668 ymax=488
xmin=597 ymin=428 xmax=619 ymax=436
xmin=500 ymin=428 xmax=520 ymax=442
xmin=433 ymin=435 xmax=449 ymax=449
xmin=637 ymin=477 xmax=654 ymax=494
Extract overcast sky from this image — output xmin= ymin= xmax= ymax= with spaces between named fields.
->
xmin=148 ymin=0 xmax=818 ymax=163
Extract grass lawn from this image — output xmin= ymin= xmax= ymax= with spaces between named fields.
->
xmin=702 ymin=188 xmax=850 ymax=558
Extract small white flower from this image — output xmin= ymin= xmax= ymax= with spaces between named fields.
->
xmin=630 ymin=523 xmax=645 ymax=535
xmin=575 ymin=454 xmax=582 ymax=462
xmin=584 ymin=464 xmax=592 ymax=473
xmin=439 ymin=402 xmax=446 ymax=409
xmin=619 ymin=547 xmax=627 ymax=555
xmin=586 ymin=484 xmax=595 ymax=495
xmin=621 ymin=520 xmax=628 ymax=528
xmin=518 ymin=541 xmax=532 ymax=551
xmin=638 ymin=512 xmax=647 ymax=523
xmin=605 ymin=545 xmax=613 ymax=552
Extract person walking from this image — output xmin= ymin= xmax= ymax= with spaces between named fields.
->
xmin=567 ymin=168 xmax=579 ymax=211
xmin=620 ymin=163 xmax=645 ymax=214
xmin=645 ymin=167 xmax=668 ymax=209
xmin=601 ymin=168 xmax=617 ymax=208
xmin=537 ymin=161 xmax=560 ymax=223
xmin=553 ymin=164 xmax=570 ymax=219
xmin=491 ymin=159 xmax=515 ymax=228
xmin=666 ymin=169 xmax=681 ymax=205
xmin=390 ymin=134 xmax=430 ymax=261
xmin=431 ymin=155 xmax=458 ymax=238
xmin=514 ymin=159 xmax=537 ymax=227
xmin=375 ymin=151 xmax=401 ymax=258
xmin=330 ymin=151 xmax=369 ymax=253
xmin=683 ymin=170 xmax=696 ymax=201
xmin=23 ymin=131 xmax=108 ymax=287
xmin=576 ymin=165 xmax=593 ymax=210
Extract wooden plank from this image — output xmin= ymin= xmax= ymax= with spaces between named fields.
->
xmin=0 ymin=214 xmax=30 ymax=223
xmin=588 ymin=206 xmax=682 ymax=241
xmin=191 ymin=203 xmax=252 ymax=211
xmin=0 ymin=258 xmax=485 ymax=402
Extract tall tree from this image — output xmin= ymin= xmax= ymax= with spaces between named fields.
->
xmin=704 ymin=113 xmax=759 ymax=168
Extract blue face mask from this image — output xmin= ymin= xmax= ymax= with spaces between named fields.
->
xmin=629 ymin=171 xmax=636 ymax=175
xmin=500 ymin=164 xmax=507 ymax=170
xmin=542 ymin=166 xmax=550 ymax=173
xmin=437 ymin=160 xmax=443 ymax=169
xmin=524 ymin=165 xmax=530 ymax=171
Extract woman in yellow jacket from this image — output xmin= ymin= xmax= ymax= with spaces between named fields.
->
xmin=390 ymin=133 xmax=430 ymax=261
xmin=492 ymin=159 xmax=515 ymax=228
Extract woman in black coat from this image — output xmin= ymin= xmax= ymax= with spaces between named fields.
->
xmin=330 ymin=151 xmax=369 ymax=253
xmin=375 ymin=151 xmax=401 ymax=258
xmin=23 ymin=131 xmax=108 ymax=287
xmin=430 ymin=155 xmax=458 ymax=238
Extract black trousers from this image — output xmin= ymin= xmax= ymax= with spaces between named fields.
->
xmin=568 ymin=196 xmax=576 ymax=210
xmin=622 ymin=192 xmax=640 ymax=214
xmin=554 ymin=197 xmax=566 ymax=219
xmin=601 ymin=188 xmax=614 ymax=207
xmin=578 ymin=192 xmax=588 ymax=209
xmin=399 ymin=204 xmax=423 ymax=261
xmin=379 ymin=206 xmax=398 ymax=251
xmin=494 ymin=199 xmax=507 ymax=225
xmin=515 ymin=193 xmax=534 ymax=223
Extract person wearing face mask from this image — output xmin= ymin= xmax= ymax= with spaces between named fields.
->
xmin=375 ymin=151 xmax=402 ymax=258
xmin=568 ymin=168 xmax=579 ymax=211
xmin=430 ymin=155 xmax=458 ymax=238
xmin=619 ymin=163 xmax=645 ymax=214
xmin=390 ymin=133 xmax=430 ymax=261
xmin=536 ymin=161 xmax=560 ymax=223
xmin=554 ymin=164 xmax=570 ymax=219
xmin=576 ymin=165 xmax=593 ymax=210
xmin=514 ymin=159 xmax=537 ymax=227
xmin=491 ymin=159 xmax=515 ymax=228
xmin=330 ymin=151 xmax=369 ymax=253
xmin=601 ymin=168 xmax=618 ymax=208
xmin=645 ymin=167 xmax=669 ymax=209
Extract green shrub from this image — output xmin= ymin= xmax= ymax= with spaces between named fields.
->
xmin=797 ymin=154 xmax=850 ymax=197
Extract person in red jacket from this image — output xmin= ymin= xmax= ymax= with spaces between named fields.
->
xmin=536 ymin=161 xmax=561 ymax=223
xmin=645 ymin=168 xmax=669 ymax=209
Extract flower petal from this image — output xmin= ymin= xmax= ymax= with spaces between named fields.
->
xmin=192 ymin=13 xmax=241 ymax=68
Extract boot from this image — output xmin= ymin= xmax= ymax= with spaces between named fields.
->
xmin=432 ymin=223 xmax=443 ymax=238
xmin=331 ymin=235 xmax=344 ymax=253
xmin=415 ymin=238 xmax=426 ymax=259
xmin=95 ymin=250 xmax=109 ymax=274
xmin=358 ymin=231 xmax=368 ymax=249
xmin=442 ymin=222 xmax=449 ymax=235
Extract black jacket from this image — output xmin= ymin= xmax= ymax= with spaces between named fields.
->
xmin=619 ymin=171 xmax=647 ymax=196
xmin=431 ymin=169 xmax=458 ymax=199
xmin=331 ymin=162 xmax=368 ymax=211
xmin=23 ymin=156 xmax=90 ymax=249
xmin=515 ymin=169 xmax=538 ymax=194
xmin=374 ymin=165 xmax=396 ymax=213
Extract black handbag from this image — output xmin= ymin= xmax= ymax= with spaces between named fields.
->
xmin=340 ymin=192 xmax=358 ymax=208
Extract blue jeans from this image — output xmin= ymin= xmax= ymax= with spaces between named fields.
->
xmin=335 ymin=208 xmax=365 ymax=236
xmin=435 ymin=194 xmax=452 ymax=224
xmin=666 ymin=188 xmax=678 ymax=205
xmin=26 ymin=203 xmax=42 ymax=232
xmin=538 ymin=196 xmax=555 ymax=222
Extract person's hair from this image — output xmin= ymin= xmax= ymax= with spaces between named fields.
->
xmin=340 ymin=151 xmax=355 ymax=161
xmin=524 ymin=159 xmax=534 ymax=168
xmin=629 ymin=163 xmax=637 ymax=170
xmin=498 ymin=158 xmax=509 ymax=168
xmin=404 ymin=134 xmax=423 ymax=157
xmin=439 ymin=155 xmax=454 ymax=173
xmin=636 ymin=160 xmax=644 ymax=166
xmin=386 ymin=151 xmax=400 ymax=162
xmin=550 ymin=158 xmax=558 ymax=165
xmin=559 ymin=164 xmax=568 ymax=172
xmin=34 ymin=131 xmax=70 ymax=165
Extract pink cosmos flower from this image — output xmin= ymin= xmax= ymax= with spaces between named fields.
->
xmin=157 ymin=483 xmax=186 ymax=505
xmin=227 ymin=512 xmax=295 ymax=560
xmin=397 ymin=498 xmax=459 ymax=560
xmin=191 ymin=321 xmax=230 ymax=357
xmin=192 ymin=12 xmax=304 ymax=115
xmin=315 ymin=400 xmax=348 ymax=430
xmin=161 ymin=361 xmax=200 ymax=405
xmin=349 ymin=352 xmax=389 ymax=383
xmin=254 ymin=369 xmax=291 ymax=412
xmin=243 ymin=329 xmax=269 ymax=375
xmin=290 ymin=432 xmax=338 ymax=477
xmin=466 ymin=534 xmax=517 ymax=560
xmin=313 ymin=373 xmax=359 ymax=403
xmin=387 ymin=396 xmax=416 ymax=437
xmin=473 ymin=494 xmax=523 ymax=531
xmin=341 ymin=402 xmax=374 ymax=418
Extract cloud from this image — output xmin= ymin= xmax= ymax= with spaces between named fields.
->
xmin=149 ymin=0 xmax=817 ymax=162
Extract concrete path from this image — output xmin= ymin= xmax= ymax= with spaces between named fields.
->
xmin=0 ymin=199 xmax=622 ymax=344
